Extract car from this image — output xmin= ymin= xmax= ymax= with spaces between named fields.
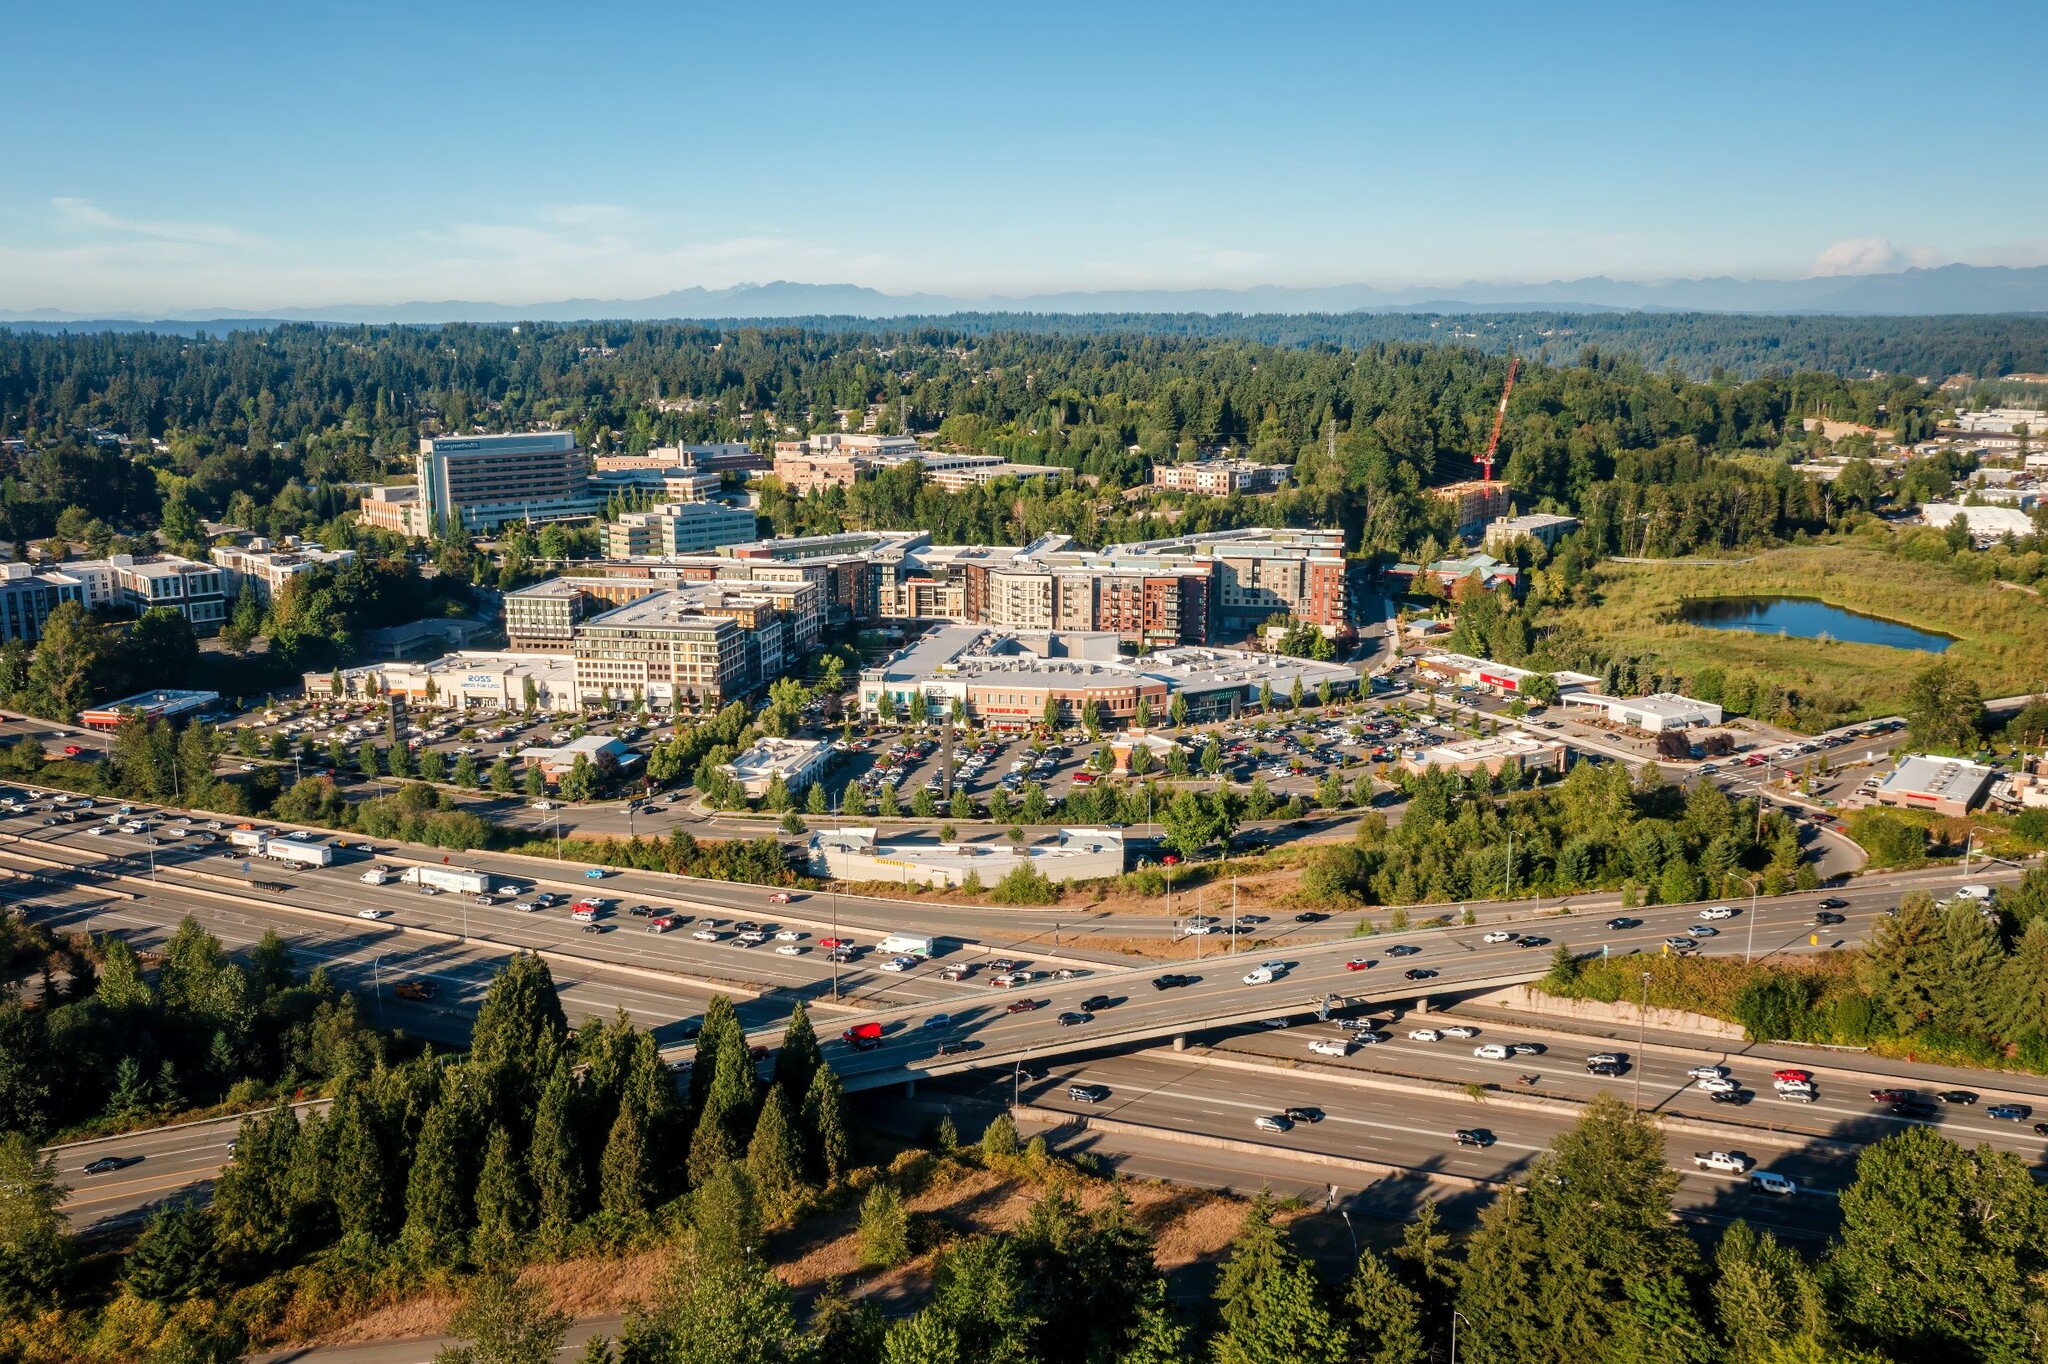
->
xmin=1699 ymin=905 xmax=1736 ymax=920
xmin=1404 ymin=968 xmax=1437 ymax=981
xmin=583 ymin=868 xmax=607 ymax=880
xmin=1474 ymin=1043 xmax=1511 ymax=1060
xmin=1243 ymin=967 xmax=1276 ymax=985
xmin=1772 ymin=1069 xmax=1812 ymax=1084
xmin=1749 ymin=1171 xmax=1797 ymax=1197
xmin=1587 ymin=1061 xmax=1625 ymax=1077
xmin=581 ymin=924 xmax=607 ymax=935
xmin=1408 ymin=1029 xmax=1443 ymax=1042
xmin=357 ymin=908 xmax=390 ymax=920
xmin=1817 ymin=897 xmax=1848 ymax=910
xmin=986 ymin=958 xmax=1019 ymax=973
xmin=1688 ymin=925 xmax=1719 ymax=938
xmin=83 ymin=1156 xmax=137 ymax=1175
xmin=1663 ymin=937 xmax=1699 ymax=952
xmin=936 ymin=1039 xmax=971 ymax=1057
xmin=1935 ymin=1090 xmax=1978 ymax=1105
xmin=1386 ymin=944 xmax=1420 ymax=957
xmin=1508 ymin=1042 xmax=1545 ymax=1057
xmin=1152 ymin=973 xmax=1194 ymax=990
xmin=921 ymin=1013 xmax=952 ymax=1030
xmin=1344 ymin=957 xmax=1375 ymax=971
xmin=1056 ymin=1011 xmax=1092 ymax=1027
xmin=1516 ymin=935 xmax=1549 ymax=949
xmin=1688 ymin=1064 xmax=1730 ymax=1080
xmin=1081 ymin=994 xmax=1113 ymax=1012
xmin=1811 ymin=911 xmax=1846 ymax=926
xmin=1707 ymin=1088 xmax=1752 ymax=1106
xmin=1308 ymin=1038 xmax=1351 ymax=1057
xmin=1869 ymin=1088 xmax=1912 ymax=1104
xmin=1283 ymin=1106 xmax=1324 ymax=1124
xmin=767 ymin=892 xmax=792 ymax=905
xmin=1481 ymin=930 xmax=1514 ymax=944
xmin=775 ymin=944 xmax=806 ymax=957
xmin=879 ymin=956 xmax=916 ymax=973
xmin=1006 ymin=998 xmax=1044 ymax=1014
xmin=775 ymin=929 xmax=803 ymax=941
xmin=1440 ymin=1025 xmax=1478 ymax=1040
xmin=819 ymin=937 xmax=851 ymax=950
xmin=1698 ymin=1076 xmax=1739 ymax=1094
xmin=1777 ymin=1087 xmax=1818 ymax=1104
xmin=1454 ymin=1128 xmax=1495 ymax=1148
xmin=1988 ymin=1104 xmax=2032 ymax=1121
xmin=1067 ymin=1084 xmax=1107 ymax=1104
xmin=2032 ymin=1122 xmax=2048 ymax=1137
xmin=1253 ymin=1114 xmax=1294 ymax=1134
xmin=1294 ymin=912 xmax=1328 ymax=923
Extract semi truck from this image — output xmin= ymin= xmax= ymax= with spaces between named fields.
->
xmin=402 ymin=865 xmax=492 ymax=896
xmin=877 ymin=934 xmax=935 ymax=959
xmin=266 ymin=837 xmax=334 ymax=868
xmin=228 ymin=826 xmax=273 ymax=852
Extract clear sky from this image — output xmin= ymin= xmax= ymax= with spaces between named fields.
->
xmin=5 ymin=0 xmax=2042 ymax=312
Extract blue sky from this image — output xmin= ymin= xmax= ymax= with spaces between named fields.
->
xmin=4 ymin=0 xmax=2041 ymax=311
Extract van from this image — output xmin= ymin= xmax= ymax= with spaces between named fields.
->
xmin=1474 ymin=1043 xmax=1511 ymax=1060
xmin=1956 ymin=884 xmax=1995 ymax=903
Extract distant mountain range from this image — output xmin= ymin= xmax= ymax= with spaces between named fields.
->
xmin=8 ymin=263 xmax=2048 ymax=327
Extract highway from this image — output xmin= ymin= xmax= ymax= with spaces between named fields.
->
xmin=46 ymin=1107 xmax=311 ymax=1233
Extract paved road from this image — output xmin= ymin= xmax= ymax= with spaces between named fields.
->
xmin=47 ymin=1108 xmax=273 ymax=1233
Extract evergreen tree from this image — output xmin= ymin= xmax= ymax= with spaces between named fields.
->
xmin=327 ymin=1085 xmax=393 ymax=1242
xmin=1342 ymin=1248 xmax=1425 ymax=1364
xmin=528 ymin=1056 xmax=585 ymax=1243
xmin=1453 ymin=1188 xmax=1545 ymax=1364
xmin=124 ymin=1200 xmax=220 ymax=1303
xmin=212 ymin=1103 xmax=303 ymax=1261
xmin=688 ymin=1020 xmax=759 ymax=1189
xmin=1211 ymin=1197 xmax=1350 ymax=1364
xmin=1118 ymin=1280 xmax=1193 ymax=1364
xmin=802 ymin=1064 xmax=851 ymax=1182
xmin=433 ymin=1270 xmax=571 ymax=1364
xmin=598 ymin=1093 xmax=654 ymax=1220
xmin=1857 ymin=892 xmax=1944 ymax=1029
xmin=403 ymin=1086 xmax=477 ymax=1258
xmin=859 ymin=1184 xmax=911 ymax=1268
xmin=0 ymin=1132 xmax=68 ymax=1316
xmin=746 ymin=1086 xmax=807 ymax=1202
xmin=471 ymin=953 xmax=568 ymax=1119
xmin=772 ymin=1001 xmax=821 ymax=1114
xmin=472 ymin=1124 xmax=535 ymax=1265
xmin=1714 ymin=1221 xmax=1826 ymax=1364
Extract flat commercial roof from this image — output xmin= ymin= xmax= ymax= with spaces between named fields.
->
xmin=1880 ymin=754 xmax=1997 ymax=801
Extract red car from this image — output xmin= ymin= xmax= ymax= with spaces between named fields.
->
xmin=767 ymin=892 xmax=792 ymax=905
xmin=818 ymin=937 xmax=851 ymax=949
xmin=62 ymin=745 xmax=82 ymax=757
xmin=1773 ymin=1069 xmax=1811 ymax=1084
xmin=1869 ymin=1088 xmax=1910 ymax=1103
xmin=1344 ymin=958 xmax=1375 ymax=971
xmin=1005 ymin=998 xmax=1044 ymax=1014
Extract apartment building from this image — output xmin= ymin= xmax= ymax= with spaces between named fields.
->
xmin=57 ymin=553 xmax=229 ymax=631
xmin=1151 ymin=458 xmax=1289 ymax=495
xmin=210 ymin=538 xmax=357 ymax=603
xmin=1104 ymin=528 xmax=1353 ymax=636
xmin=356 ymin=484 xmax=432 ymax=536
xmin=603 ymin=501 xmax=760 ymax=558
xmin=1432 ymin=480 xmax=1514 ymax=539
xmin=0 ymin=563 xmax=85 ymax=643
xmin=572 ymin=594 xmax=748 ymax=710
xmin=417 ymin=431 xmax=597 ymax=532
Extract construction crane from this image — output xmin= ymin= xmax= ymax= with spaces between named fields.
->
xmin=1477 ymin=356 xmax=1519 ymax=482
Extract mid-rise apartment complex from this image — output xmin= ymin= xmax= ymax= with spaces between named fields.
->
xmin=1432 ymin=480 xmax=1514 ymax=540
xmin=572 ymin=593 xmax=749 ymax=711
xmin=210 ymin=538 xmax=357 ymax=603
xmin=0 ymin=563 xmax=85 ymax=643
xmin=42 ymin=553 xmax=230 ymax=631
xmin=1151 ymin=458 xmax=1289 ymax=495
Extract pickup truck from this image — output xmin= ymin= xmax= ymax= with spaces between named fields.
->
xmin=1693 ymin=1151 xmax=1750 ymax=1174
xmin=393 ymin=980 xmax=436 ymax=1001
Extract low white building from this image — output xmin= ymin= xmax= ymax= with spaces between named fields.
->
xmin=808 ymin=826 xmax=1125 ymax=889
xmin=719 ymin=737 xmax=832 ymax=799
xmin=304 ymin=650 xmax=576 ymax=712
xmin=210 ymin=538 xmax=356 ymax=604
xmin=1563 ymin=691 xmax=1724 ymax=732
xmin=1918 ymin=502 xmax=2039 ymax=544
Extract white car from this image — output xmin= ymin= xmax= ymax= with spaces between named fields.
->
xmin=1687 ymin=1064 xmax=1729 ymax=1080
xmin=1699 ymin=905 xmax=1735 ymax=920
xmin=1474 ymin=1043 xmax=1511 ymax=1060
xmin=1773 ymin=1078 xmax=1815 ymax=1094
xmin=357 ymin=908 xmax=390 ymax=920
xmin=1408 ymin=1028 xmax=1443 ymax=1042
xmin=880 ymin=956 xmax=916 ymax=973
xmin=532 ymin=800 xmax=555 ymax=811
xmin=775 ymin=944 xmax=806 ymax=957
xmin=1698 ymin=1076 xmax=1740 ymax=1094
xmin=1441 ymin=1025 xmax=1479 ymax=1039
xmin=774 ymin=929 xmax=804 ymax=941
xmin=691 ymin=929 xmax=721 ymax=942
xmin=1242 ymin=967 xmax=1275 ymax=985
xmin=1481 ymin=930 xmax=1514 ymax=944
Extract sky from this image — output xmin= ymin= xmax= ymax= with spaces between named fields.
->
xmin=4 ymin=0 xmax=2044 ymax=313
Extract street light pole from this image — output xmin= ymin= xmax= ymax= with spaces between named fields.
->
xmin=1734 ymin=874 xmax=1762 ymax=964
xmin=1452 ymin=1310 xmax=1470 ymax=1364
xmin=1634 ymin=970 xmax=1650 ymax=1110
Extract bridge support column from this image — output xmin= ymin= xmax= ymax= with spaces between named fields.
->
xmin=903 ymin=1078 xmax=916 ymax=1098
xmin=1416 ymin=995 xmax=1432 ymax=1014
xmin=1173 ymin=1034 xmax=1187 ymax=1052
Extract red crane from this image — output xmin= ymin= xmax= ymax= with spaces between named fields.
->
xmin=1477 ymin=356 xmax=1519 ymax=482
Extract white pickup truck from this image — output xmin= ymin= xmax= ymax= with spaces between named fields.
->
xmin=1693 ymin=1150 xmax=1750 ymax=1174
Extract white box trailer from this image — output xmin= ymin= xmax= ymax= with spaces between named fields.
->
xmin=878 ymin=934 xmax=935 ymax=959
xmin=267 ymin=837 xmax=335 ymax=868
xmin=402 ymin=865 xmax=492 ymax=896
xmin=228 ymin=827 xmax=273 ymax=852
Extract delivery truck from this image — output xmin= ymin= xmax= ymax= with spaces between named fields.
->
xmin=360 ymin=865 xmax=395 ymax=886
xmin=877 ymin=934 xmax=935 ymax=959
xmin=266 ymin=837 xmax=334 ymax=868
xmin=402 ymin=865 xmax=492 ymax=896
xmin=228 ymin=826 xmax=273 ymax=852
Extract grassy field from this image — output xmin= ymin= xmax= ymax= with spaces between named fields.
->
xmin=1549 ymin=545 xmax=2048 ymax=721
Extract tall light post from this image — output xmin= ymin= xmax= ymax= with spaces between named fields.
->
xmin=1633 ymin=970 xmax=1650 ymax=1110
xmin=371 ymin=952 xmax=386 ymax=1025
xmin=1451 ymin=1310 xmax=1471 ymax=1364
xmin=831 ymin=889 xmax=841 ymax=1001
xmin=553 ymin=811 xmax=563 ymax=862
xmin=1731 ymin=873 xmax=1762 ymax=963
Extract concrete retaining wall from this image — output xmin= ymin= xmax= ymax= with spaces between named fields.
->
xmin=1462 ymin=983 xmax=1746 ymax=1041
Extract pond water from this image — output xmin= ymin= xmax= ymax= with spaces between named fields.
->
xmin=1678 ymin=596 xmax=1953 ymax=653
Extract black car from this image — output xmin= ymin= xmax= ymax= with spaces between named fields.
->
xmin=1812 ymin=911 xmax=1846 ymax=926
xmin=1283 ymin=1106 xmax=1325 ymax=1124
xmin=1081 ymin=994 xmax=1113 ymax=1012
xmin=1708 ymin=1089 xmax=1752 ymax=1106
xmin=1403 ymin=968 xmax=1437 ymax=981
xmin=1890 ymin=1100 xmax=1937 ymax=1119
xmin=1817 ymin=897 xmax=1848 ymax=910
xmin=1606 ymin=917 xmax=1641 ymax=930
xmin=580 ymin=924 xmax=608 ymax=934
xmin=936 ymin=1039 xmax=972 ymax=1056
xmin=2031 ymin=1122 xmax=2048 ymax=1137
xmin=1294 ymin=912 xmax=1328 ymax=923
xmin=1067 ymin=1083 xmax=1108 ymax=1104
xmin=1935 ymin=1090 xmax=1979 ymax=1105
xmin=1587 ymin=1061 xmax=1624 ymax=1077
xmin=1152 ymin=973 xmax=1195 ymax=990
xmin=83 ymin=1155 xmax=138 ymax=1175
xmin=1454 ymin=1128 xmax=1495 ymax=1148
xmin=628 ymin=905 xmax=651 ymax=917
xmin=1055 ymin=1011 xmax=1091 ymax=1027
xmin=1387 ymin=944 xmax=1420 ymax=957
xmin=1516 ymin=935 xmax=1549 ymax=948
